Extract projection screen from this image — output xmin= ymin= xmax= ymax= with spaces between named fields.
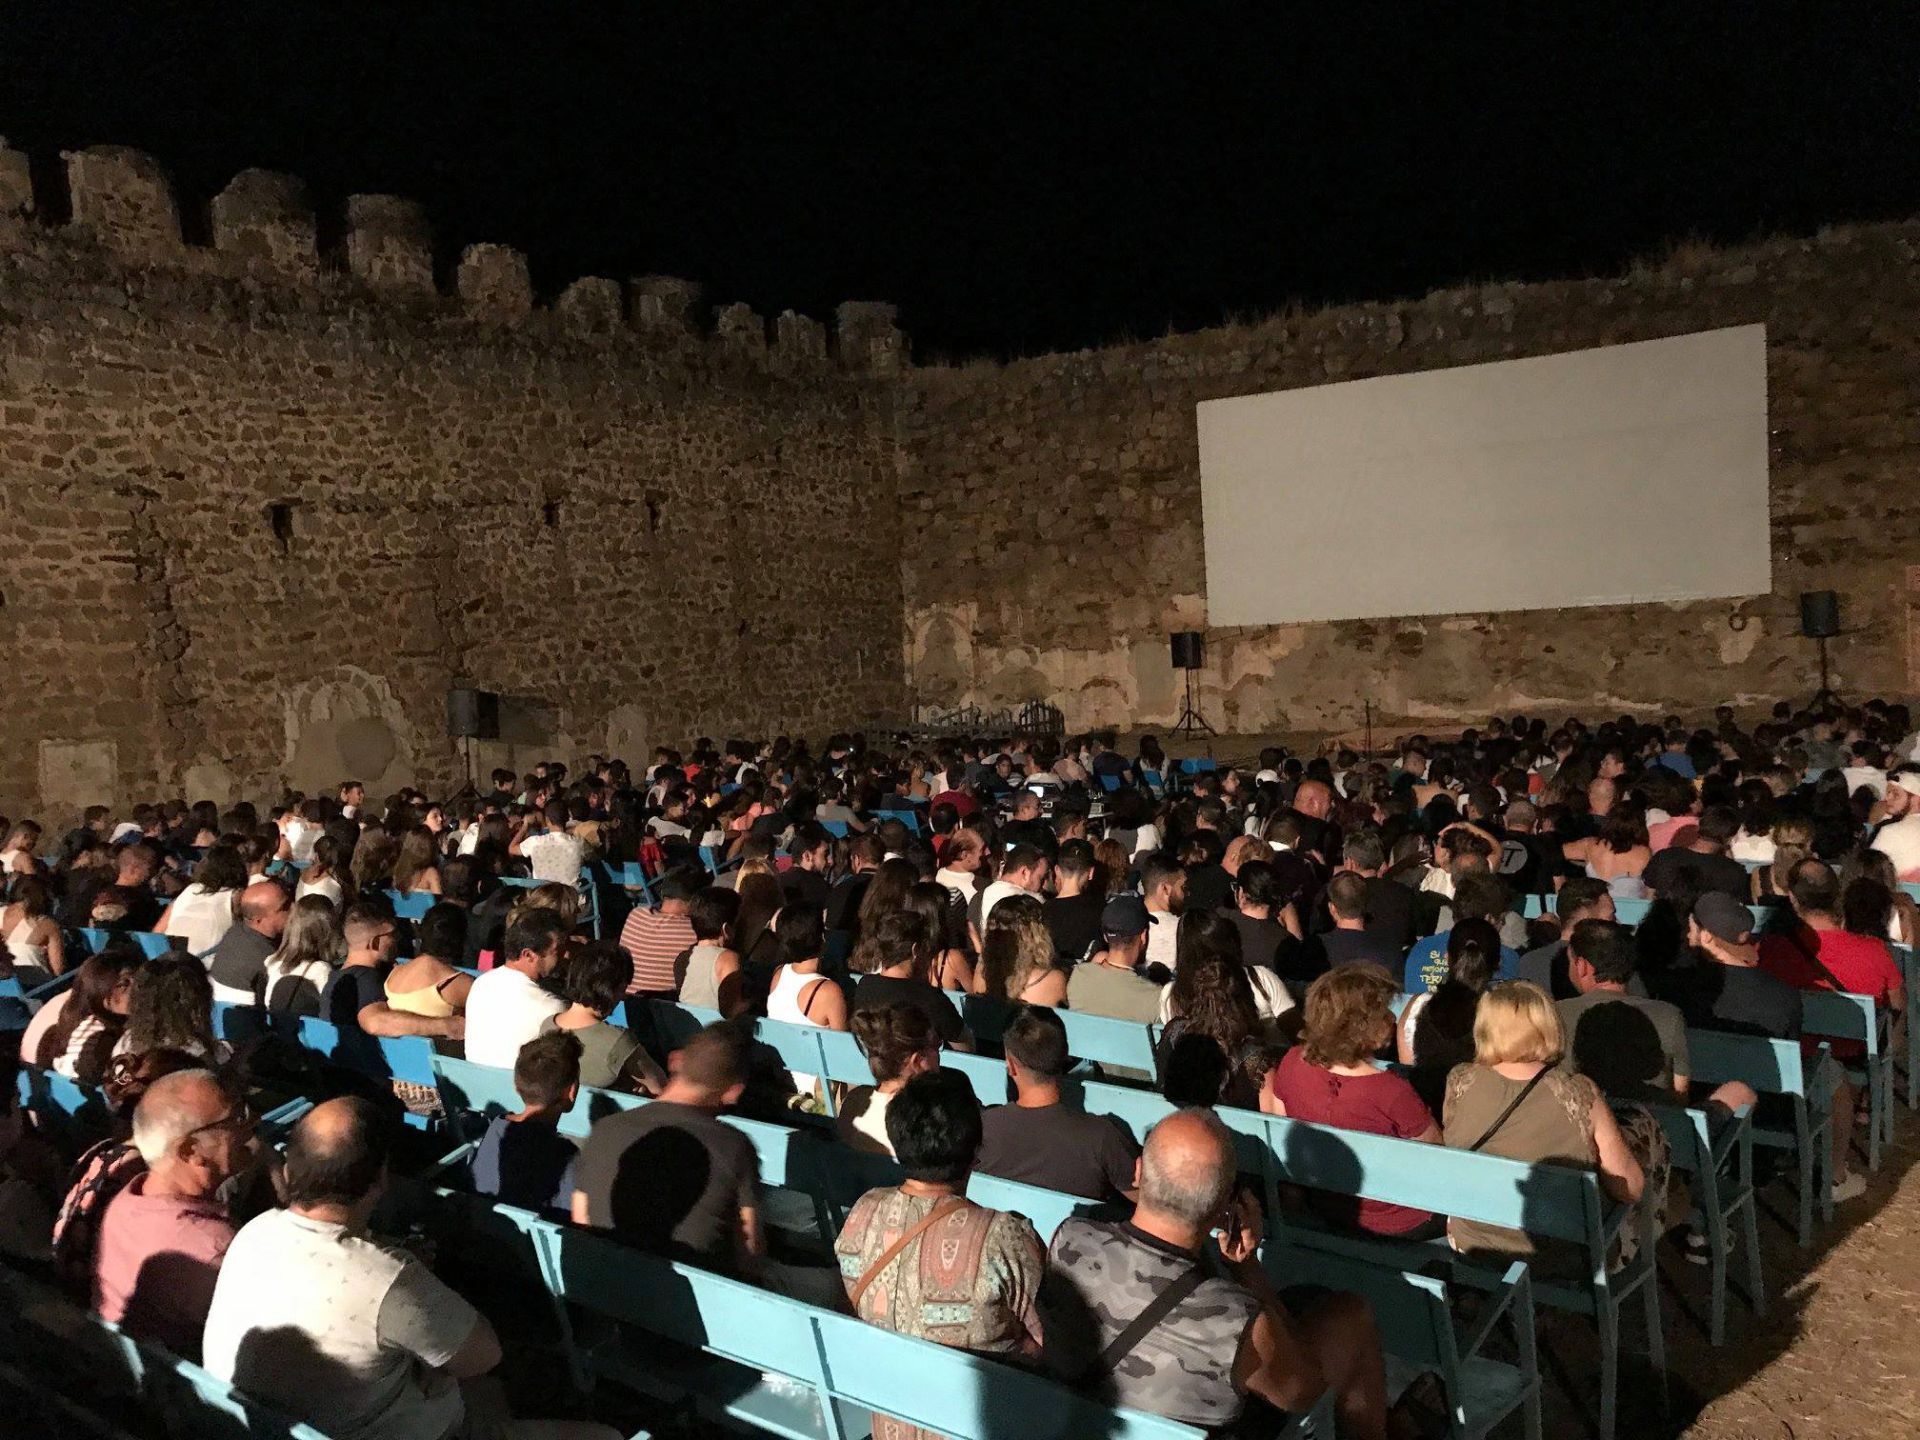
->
xmin=1196 ymin=324 xmax=1771 ymax=626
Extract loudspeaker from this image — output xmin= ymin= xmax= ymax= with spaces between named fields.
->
xmin=1799 ymin=591 xmax=1840 ymax=640
xmin=447 ymin=687 xmax=501 ymax=740
xmin=1170 ymin=632 xmax=1205 ymax=670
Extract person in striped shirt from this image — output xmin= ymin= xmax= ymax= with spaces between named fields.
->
xmin=620 ymin=870 xmax=700 ymax=998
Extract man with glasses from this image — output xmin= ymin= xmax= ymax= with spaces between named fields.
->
xmin=321 ymin=905 xmax=465 ymax=1043
xmin=89 ymin=1069 xmax=256 ymax=1358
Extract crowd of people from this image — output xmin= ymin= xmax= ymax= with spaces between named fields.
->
xmin=2 ymin=698 xmax=1918 ymax=1440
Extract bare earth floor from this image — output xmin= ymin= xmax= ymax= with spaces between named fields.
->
xmin=1664 ymin=1115 xmax=1920 ymax=1440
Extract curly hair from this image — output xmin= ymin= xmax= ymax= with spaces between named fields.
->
xmin=850 ymin=1002 xmax=938 ymax=1084
xmin=1299 ymin=963 xmax=1399 ymax=1069
xmin=979 ymin=895 xmax=1056 ymax=1000
xmin=120 ymin=955 xmax=216 ymax=1060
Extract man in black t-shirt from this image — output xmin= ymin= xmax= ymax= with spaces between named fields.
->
xmin=975 ymin=1008 xmax=1138 ymax=1202
xmin=572 ymin=1023 xmax=762 ymax=1276
xmin=1644 ymin=807 xmax=1751 ymax=903
xmin=778 ymin=821 xmax=834 ymax=916
xmin=1663 ymin=892 xmax=1803 ymax=1042
xmin=1042 ymin=840 xmax=1105 ymax=962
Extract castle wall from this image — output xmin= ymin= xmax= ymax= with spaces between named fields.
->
xmin=0 ymin=143 xmax=908 ymax=814
xmin=897 ymin=227 xmax=1920 ymax=737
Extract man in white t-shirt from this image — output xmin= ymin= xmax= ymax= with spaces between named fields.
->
xmin=977 ymin=843 xmax=1051 ymax=933
xmin=203 ymin=1096 xmax=614 ymax=1440
xmin=1871 ymin=769 xmax=1920 ymax=882
xmin=512 ymin=802 xmax=585 ymax=886
xmin=1140 ymin=853 xmax=1187 ymax=974
xmin=463 ymin=911 xmax=568 ymax=1069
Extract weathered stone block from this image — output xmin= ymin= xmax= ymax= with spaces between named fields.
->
xmin=211 ymin=169 xmax=317 ymax=277
xmin=835 ymin=300 xmax=907 ymax=375
xmin=630 ymin=275 xmax=703 ymax=333
xmin=555 ymin=276 xmax=622 ymax=333
xmin=456 ymin=243 xmax=533 ymax=319
xmin=0 ymin=138 xmax=32 ymax=219
xmin=64 ymin=146 xmax=180 ymax=259
xmin=774 ymin=309 xmax=828 ymax=368
xmin=714 ymin=302 xmax=767 ymax=353
xmin=344 ymin=194 xmax=433 ymax=291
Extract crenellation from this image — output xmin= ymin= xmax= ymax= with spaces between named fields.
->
xmin=210 ymin=169 xmax=317 ymax=279
xmin=773 ymin=309 xmax=828 ymax=369
xmin=630 ymin=275 xmax=704 ymax=334
xmin=455 ymin=243 xmax=534 ymax=319
xmin=343 ymin=193 xmax=434 ymax=292
xmin=835 ymin=300 xmax=907 ymax=375
xmin=0 ymin=138 xmax=32 ymax=223
xmin=62 ymin=146 xmax=181 ymax=260
xmin=554 ymin=275 xmax=623 ymax=333
xmin=714 ymin=302 xmax=768 ymax=354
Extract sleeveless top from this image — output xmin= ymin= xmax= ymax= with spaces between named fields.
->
xmin=385 ymin=971 xmax=460 ymax=1019
xmin=1584 ymin=860 xmax=1649 ymax=901
xmin=1441 ymin=1064 xmax=1597 ymax=1259
xmin=5 ymin=914 xmax=47 ymax=971
xmin=767 ymin=964 xmax=830 ymax=1095
xmin=1042 ymin=1218 xmax=1258 ymax=1430
xmin=679 ymin=942 xmax=726 ymax=1010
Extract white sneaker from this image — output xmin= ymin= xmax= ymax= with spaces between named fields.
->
xmin=1831 ymin=1171 xmax=1868 ymax=1203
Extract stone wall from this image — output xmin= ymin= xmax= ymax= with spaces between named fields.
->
xmin=898 ymin=226 xmax=1920 ymax=737
xmin=0 ymin=142 xmax=908 ymax=816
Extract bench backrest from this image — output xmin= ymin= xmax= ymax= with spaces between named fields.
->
xmin=383 ymin=890 xmax=435 ymax=921
xmin=945 ymin=989 xmax=1159 ymax=1072
xmin=1685 ymin=1028 xmax=1814 ymax=1097
xmin=1801 ymin=988 xmax=1880 ymax=1057
xmin=530 ymin=1207 xmax=1205 ymax=1440
xmin=209 ymin=1001 xmax=437 ymax=1088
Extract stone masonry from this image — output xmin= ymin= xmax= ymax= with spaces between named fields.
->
xmin=0 ymin=141 xmax=907 ymax=817
xmin=1 ymin=135 xmax=1918 ymax=816
xmin=899 ymin=228 xmax=1920 ymax=737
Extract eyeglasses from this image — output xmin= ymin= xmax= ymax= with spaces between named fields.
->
xmin=186 ymin=1100 xmax=256 ymax=1143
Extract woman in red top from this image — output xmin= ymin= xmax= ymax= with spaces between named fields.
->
xmin=1262 ymin=962 xmax=1442 ymax=1237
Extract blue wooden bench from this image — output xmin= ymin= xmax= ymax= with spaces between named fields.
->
xmin=942 ymin=989 xmax=1160 ymax=1077
xmin=1270 ymin=1229 xmax=1541 ymax=1440
xmin=1644 ymin=1100 xmax=1762 ymax=1344
xmin=0 ymin=1260 xmax=336 ymax=1440
xmin=212 ymin=1001 xmax=440 ymax=1129
xmin=1800 ymin=988 xmax=1893 ymax=1173
xmin=1895 ymin=942 xmax=1920 ymax=1109
xmin=383 ymin=889 xmax=436 ymax=921
xmin=1685 ymin=1029 xmax=1836 ymax=1246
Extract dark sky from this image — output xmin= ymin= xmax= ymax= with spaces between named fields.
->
xmin=3 ymin=4 xmax=1917 ymax=359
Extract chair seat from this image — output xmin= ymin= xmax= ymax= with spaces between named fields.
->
xmin=594 ymin=1343 xmax=839 ymax=1440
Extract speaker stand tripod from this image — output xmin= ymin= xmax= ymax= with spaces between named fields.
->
xmin=1172 ymin=667 xmax=1216 ymax=742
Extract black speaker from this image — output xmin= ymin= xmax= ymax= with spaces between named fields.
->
xmin=447 ymin=687 xmax=501 ymax=740
xmin=1799 ymin=591 xmax=1840 ymax=640
xmin=1170 ymin=632 xmax=1205 ymax=670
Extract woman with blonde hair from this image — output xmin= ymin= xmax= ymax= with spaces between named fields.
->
xmin=509 ymin=882 xmax=580 ymax=928
xmin=970 ymin=895 xmax=1066 ymax=1007
xmin=1441 ymin=981 xmax=1646 ymax=1261
xmin=1091 ymin=837 xmax=1132 ymax=899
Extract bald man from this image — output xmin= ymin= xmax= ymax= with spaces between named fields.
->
xmin=91 ymin=1069 xmax=253 ymax=1357
xmin=206 ymin=879 xmax=292 ymax=1006
xmin=205 ymin=1097 xmax=615 ymax=1440
xmin=1285 ymin=778 xmax=1341 ymax=864
xmin=1044 ymin=1108 xmax=1392 ymax=1439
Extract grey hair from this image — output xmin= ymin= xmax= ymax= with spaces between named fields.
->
xmin=1139 ymin=1107 xmax=1237 ymax=1228
xmin=130 ymin=1068 xmax=223 ymax=1166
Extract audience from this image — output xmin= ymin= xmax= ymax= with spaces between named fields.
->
xmin=91 ymin=1068 xmax=254 ymax=1358
xmin=204 ymin=1096 xmax=613 ymax=1440
xmin=972 ymin=894 xmax=1069 ymax=1006
xmin=838 ymin=1003 xmax=942 ymax=1156
xmin=469 ymin=1031 xmax=583 ymax=1215
xmin=465 ymin=910 xmax=570 ymax=1068
xmin=204 ymin=879 xmax=293 ymax=1007
xmin=834 ymin=1069 xmax=1046 ymax=1433
xmin=1067 ymin=895 xmax=1162 ymax=1022
xmin=1267 ymin=964 xmax=1441 ymax=1237
xmin=975 ymin=1007 xmax=1139 ymax=1201
xmin=382 ymin=902 xmax=476 ymax=1023
xmin=543 ymin=941 xmax=666 ymax=1093
xmin=260 ymin=894 xmax=346 ymax=1019
xmin=1045 ymin=1108 xmax=1392 ymax=1439
xmin=617 ymin=870 xmax=698 ymax=1000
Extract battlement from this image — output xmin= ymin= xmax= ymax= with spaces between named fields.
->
xmin=0 ymin=138 xmax=908 ymax=373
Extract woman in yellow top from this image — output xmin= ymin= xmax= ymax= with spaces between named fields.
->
xmin=383 ymin=903 xmax=474 ymax=1019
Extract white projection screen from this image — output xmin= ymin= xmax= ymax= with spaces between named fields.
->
xmin=1196 ymin=324 xmax=1771 ymax=626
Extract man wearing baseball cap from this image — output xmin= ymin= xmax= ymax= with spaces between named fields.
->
xmin=1664 ymin=892 xmax=1803 ymax=1044
xmin=1870 ymin=767 xmax=1920 ymax=882
xmin=1066 ymin=895 xmax=1162 ymax=1027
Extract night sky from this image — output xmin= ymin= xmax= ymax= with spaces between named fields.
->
xmin=3 ymin=5 xmax=1916 ymax=359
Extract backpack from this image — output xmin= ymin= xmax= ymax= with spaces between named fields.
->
xmin=50 ymin=1140 xmax=146 ymax=1299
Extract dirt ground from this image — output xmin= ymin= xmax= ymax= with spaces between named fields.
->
xmin=1660 ymin=1113 xmax=1920 ymax=1440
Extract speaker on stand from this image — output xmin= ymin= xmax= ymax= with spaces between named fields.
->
xmin=1799 ymin=591 xmax=1840 ymax=701
xmin=447 ymin=686 xmax=501 ymax=793
xmin=1169 ymin=632 xmax=1216 ymax=743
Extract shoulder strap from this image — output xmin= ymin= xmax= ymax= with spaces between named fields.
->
xmin=1097 ymin=1263 xmax=1209 ymax=1375
xmin=1467 ymin=1067 xmax=1552 ymax=1152
xmin=847 ymin=1196 xmax=967 ymax=1311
